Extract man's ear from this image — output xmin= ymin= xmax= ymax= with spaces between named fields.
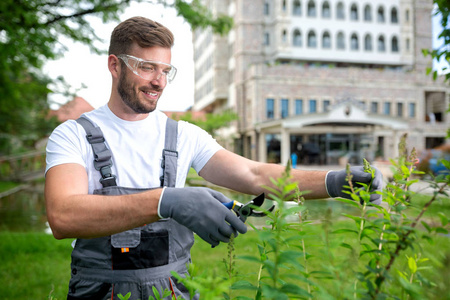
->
xmin=108 ymin=54 xmax=121 ymax=79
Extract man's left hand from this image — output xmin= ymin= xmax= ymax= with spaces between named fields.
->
xmin=325 ymin=166 xmax=383 ymax=205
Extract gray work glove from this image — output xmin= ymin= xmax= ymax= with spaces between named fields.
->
xmin=159 ymin=187 xmax=247 ymax=247
xmin=325 ymin=166 xmax=383 ymax=205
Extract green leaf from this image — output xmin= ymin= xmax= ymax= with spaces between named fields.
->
xmin=437 ymin=212 xmax=449 ymax=226
xmin=152 ymin=286 xmax=160 ymax=299
xmin=286 ymin=205 xmax=307 ymax=214
xmin=335 ymin=197 xmax=361 ymax=208
xmin=342 ymin=213 xmax=363 ymax=225
xmin=397 ymin=270 xmax=408 ymax=281
xmin=340 ymin=242 xmax=354 ymax=250
xmin=235 ymin=296 xmax=254 ymax=300
xmin=261 ymin=284 xmax=288 ymax=300
xmin=117 ymin=292 xmax=131 ymax=300
xmin=332 ymin=228 xmax=359 ymax=235
xmin=162 ymin=289 xmax=172 ymax=298
xmin=231 ymin=280 xmax=258 ymax=290
xmin=435 ymin=227 xmax=449 ymax=234
xmin=238 ymin=255 xmax=264 ymax=263
xmin=257 ymin=244 xmax=265 ymax=256
xmin=408 ymin=256 xmax=417 ymax=274
xmin=350 ymin=193 xmax=361 ymax=202
xmin=280 ymin=283 xmax=312 ymax=298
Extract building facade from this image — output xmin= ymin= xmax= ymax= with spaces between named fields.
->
xmin=192 ymin=0 xmax=449 ymax=166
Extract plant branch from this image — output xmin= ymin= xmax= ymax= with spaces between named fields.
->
xmin=372 ymin=181 xmax=449 ymax=298
xmin=43 ymin=1 xmax=131 ymax=26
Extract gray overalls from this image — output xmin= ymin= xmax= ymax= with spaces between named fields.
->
xmin=67 ymin=116 xmax=197 ymax=300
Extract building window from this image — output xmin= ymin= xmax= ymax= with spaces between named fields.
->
xmin=295 ymin=99 xmax=303 ymax=115
xmin=264 ymin=32 xmax=270 ymax=45
xmin=405 ymin=9 xmax=409 ymax=22
xmin=392 ymin=36 xmax=399 ymax=52
xmin=351 ymin=33 xmax=359 ymax=50
xmin=308 ymin=30 xmax=317 ymax=48
xmin=266 ymin=98 xmax=274 ymax=119
xmin=293 ymin=29 xmax=302 ymax=46
xmin=309 ymin=99 xmax=317 ymax=113
xmin=364 ymin=4 xmax=372 ymax=21
xmin=293 ymin=0 xmax=301 ymax=16
xmin=282 ymin=29 xmax=287 ymax=43
xmin=282 ymin=0 xmax=287 ymax=12
xmin=264 ymin=1 xmax=270 ymax=15
xmin=378 ymin=35 xmax=385 ymax=52
xmin=281 ymin=99 xmax=289 ymax=118
xmin=409 ymin=103 xmax=416 ymax=118
xmin=397 ymin=102 xmax=403 ymax=117
xmin=337 ymin=2 xmax=345 ymax=19
xmin=383 ymin=102 xmax=391 ymax=115
xmin=391 ymin=7 xmax=398 ymax=23
xmin=307 ymin=0 xmax=316 ymax=17
xmin=371 ymin=102 xmax=378 ymax=114
xmin=406 ymin=38 xmax=410 ymax=52
xmin=350 ymin=3 xmax=358 ymax=20
xmin=359 ymin=101 xmax=367 ymax=111
xmin=322 ymin=1 xmax=331 ymax=18
xmin=377 ymin=6 xmax=385 ymax=23
xmin=337 ymin=32 xmax=345 ymax=49
xmin=323 ymin=100 xmax=331 ymax=112
xmin=364 ymin=34 xmax=372 ymax=51
xmin=322 ymin=31 xmax=331 ymax=49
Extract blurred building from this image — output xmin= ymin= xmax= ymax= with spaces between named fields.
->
xmin=192 ymin=0 xmax=449 ymax=165
xmin=48 ymin=97 xmax=94 ymax=123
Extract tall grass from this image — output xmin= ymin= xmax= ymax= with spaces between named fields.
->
xmin=0 ymin=232 xmax=72 ymax=299
xmin=0 ymin=215 xmax=448 ymax=299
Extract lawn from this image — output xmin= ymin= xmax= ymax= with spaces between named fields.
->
xmin=0 ymin=231 xmax=73 ymax=299
xmin=1 ymin=168 xmax=449 ymax=299
xmin=0 ymin=209 xmax=448 ymax=300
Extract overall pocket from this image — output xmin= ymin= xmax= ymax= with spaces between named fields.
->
xmin=111 ymin=222 xmax=169 ymax=270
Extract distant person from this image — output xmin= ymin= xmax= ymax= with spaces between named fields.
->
xmin=291 ymin=152 xmax=298 ymax=168
xmin=44 ymin=16 xmax=383 ymax=300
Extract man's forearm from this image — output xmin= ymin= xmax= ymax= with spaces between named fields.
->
xmin=46 ymin=189 xmax=162 ymax=240
xmin=256 ymin=163 xmax=329 ymax=199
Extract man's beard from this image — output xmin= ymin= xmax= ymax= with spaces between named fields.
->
xmin=117 ymin=70 xmax=159 ymax=114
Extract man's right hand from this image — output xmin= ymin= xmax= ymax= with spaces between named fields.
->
xmin=158 ymin=187 xmax=247 ymax=247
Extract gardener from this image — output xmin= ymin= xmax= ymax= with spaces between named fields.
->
xmin=44 ymin=16 xmax=383 ymax=300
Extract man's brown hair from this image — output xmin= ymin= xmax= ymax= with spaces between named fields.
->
xmin=108 ymin=17 xmax=174 ymax=55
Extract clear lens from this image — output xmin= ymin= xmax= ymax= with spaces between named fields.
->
xmin=118 ymin=54 xmax=177 ymax=83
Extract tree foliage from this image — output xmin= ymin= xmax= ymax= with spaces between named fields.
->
xmin=173 ymin=110 xmax=238 ymax=137
xmin=424 ymin=0 xmax=450 ymax=83
xmin=0 ymin=0 xmax=233 ymax=155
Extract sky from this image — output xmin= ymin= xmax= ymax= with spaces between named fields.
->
xmin=44 ymin=2 xmax=448 ymax=112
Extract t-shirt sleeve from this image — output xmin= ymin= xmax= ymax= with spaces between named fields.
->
xmin=179 ymin=121 xmax=223 ymax=173
xmin=45 ymin=120 xmax=88 ymax=174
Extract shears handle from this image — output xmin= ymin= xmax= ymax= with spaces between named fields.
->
xmin=223 ymin=200 xmax=238 ymax=210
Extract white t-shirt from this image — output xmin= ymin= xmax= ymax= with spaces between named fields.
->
xmin=45 ymin=105 xmax=223 ymax=194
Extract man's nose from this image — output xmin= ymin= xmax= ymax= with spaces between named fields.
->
xmin=150 ymin=72 xmax=165 ymax=84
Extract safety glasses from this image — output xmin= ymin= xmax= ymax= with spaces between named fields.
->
xmin=117 ymin=54 xmax=177 ymax=83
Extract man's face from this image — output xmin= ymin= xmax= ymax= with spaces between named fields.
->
xmin=117 ymin=45 xmax=172 ymax=114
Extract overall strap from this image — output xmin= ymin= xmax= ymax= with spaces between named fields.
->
xmin=160 ymin=118 xmax=178 ymax=187
xmin=76 ymin=116 xmax=117 ymax=187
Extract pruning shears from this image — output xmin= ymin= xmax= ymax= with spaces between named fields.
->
xmin=223 ymin=193 xmax=275 ymax=222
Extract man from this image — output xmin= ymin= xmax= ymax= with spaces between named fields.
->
xmin=45 ymin=17 xmax=382 ymax=300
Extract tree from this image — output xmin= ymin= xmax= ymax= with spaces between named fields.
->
xmin=424 ymin=0 xmax=450 ymax=83
xmin=173 ymin=110 xmax=238 ymax=137
xmin=0 ymin=0 xmax=233 ymax=154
